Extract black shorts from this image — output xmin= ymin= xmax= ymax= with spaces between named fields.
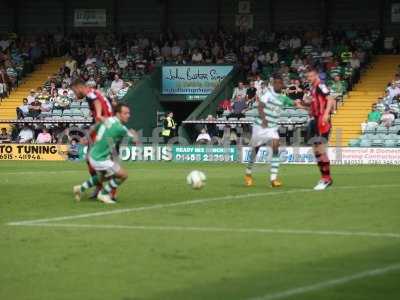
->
xmin=307 ymin=118 xmax=331 ymax=145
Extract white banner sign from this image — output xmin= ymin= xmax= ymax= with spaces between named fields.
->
xmin=392 ymin=3 xmax=400 ymax=23
xmin=74 ymin=9 xmax=107 ymax=27
xmin=241 ymin=147 xmax=400 ymax=165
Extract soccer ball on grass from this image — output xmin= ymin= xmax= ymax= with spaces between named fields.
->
xmin=186 ymin=170 xmax=206 ymax=189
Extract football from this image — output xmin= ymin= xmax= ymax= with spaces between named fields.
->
xmin=186 ymin=170 xmax=206 ymax=189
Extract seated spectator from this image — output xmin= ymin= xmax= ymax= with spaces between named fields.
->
xmin=28 ymin=98 xmax=42 ymax=118
xmin=196 ymin=128 xmax=211 ymax=144
xmin=246 ymin=81 xmax=257 ymax=108
xmin=381 ymin=108 xmax=395 ymax=127
xmin=18 ymin=125 xmax=34 ymax=143
xmin=40 ymin=98 xmax=53 ymax=113
xmin=216 ymin=99 xmax=232 ymax=117
xmin=110 ymin=74 xmax=124 ymax=94
xmin=191 ymin=49 xmax=203 ymax=64
xmin=254 ymin=74 xmax=263 ymax=91
xmin=17 ymin=98 xmax=30 ymax=119
xmin=27 ymin=89 xmax=36 ymax=104
xmin=54 ymin=90 xmax=71 ymax=110
xmin=229 ymin=97 xmax=248 ymax=119
xmin=36 ymin=128 xmax=52 ymax=144
xmin=386 ymin=81 xmax=400 ymax=101
xmin=329 ymin=75 xmax=347 ymax=98
xmin=287 ymin=79 xmax=304 ymax=101
xmin=361 ymin=105 xmax=381 ymax=132
xmin=257 ymin=81 xmax=268 ymax=99
xmin=68 ymin=139 xmax=80 ymax=160
xmin=117 ymin=82 xmax=130 ymax=100
xmin=0 ymin=128 xmax=11 ymax=143
xmin=232 ymin=82 xmax=247 ymax=101
xmin=291 ymin=54 xmax=303 ymax=70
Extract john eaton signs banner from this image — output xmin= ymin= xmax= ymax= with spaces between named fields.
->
xmin=162 ymin=65 xmax=233 ymax=95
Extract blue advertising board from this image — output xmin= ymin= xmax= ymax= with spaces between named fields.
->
xmin=161 ymin=65 xmax=234 ymax=95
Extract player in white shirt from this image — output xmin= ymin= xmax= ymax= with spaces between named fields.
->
xmin=245 ymin=74 xmax=296 ymax=188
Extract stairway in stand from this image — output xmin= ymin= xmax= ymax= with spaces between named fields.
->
xmin=0 ymin=57 xmax=65 ymax=130
xmin=330 ymin=55 xmax=400 ymax=146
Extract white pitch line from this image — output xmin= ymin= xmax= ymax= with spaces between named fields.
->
xmin=10 ymin=223 xmax=400 ymax=239
xmin=6 ymin=184 xmax=400 ymax=226
xmin=249 ymin=263 xmax=400 ymax=300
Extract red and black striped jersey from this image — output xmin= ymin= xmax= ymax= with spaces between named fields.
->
xmin=86 ymin=89 xmax=114 ymax=123
xmin=310 ymin=82 xmax=330 ymax=118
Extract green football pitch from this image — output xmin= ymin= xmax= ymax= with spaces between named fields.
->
xmin=1 ymin=161 xmax=399 ymax=300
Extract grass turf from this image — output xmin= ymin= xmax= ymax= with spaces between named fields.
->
xmin=0 ymin=161 xmax=399 ymax=300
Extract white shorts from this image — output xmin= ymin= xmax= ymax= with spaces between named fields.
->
xmin=88 ymin=157 xmax=120 ymax=177
xmin=250 ymin=125 xmax=280 ymax=147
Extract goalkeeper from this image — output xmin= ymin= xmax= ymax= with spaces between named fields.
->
xmin=73 ymin=103 xmax=137 ymax=204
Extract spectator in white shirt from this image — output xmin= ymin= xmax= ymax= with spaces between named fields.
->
xmin=27 ymin=89 xmax=36 ymax=104
xmin=289 ymin=36 xmax=302 ymax=50
xmin=349 ymin=55 xmax=361 ymax=69
xmin=36 ymin=128 xmax=52 ymax=144
xmin=84 ymin=55 xmax=96 ymax=66
xmin=18 ymin=125 xmax=34 ymax=143
xmin=117 ymin=55 xmax=128 ymax=69
xmin=291 ymin=54 xmax=303 ymax=70
xmin=191 ymin=49 xmax=203 ymax=64
xmin=386 ymin=83 xmax=400 ymax=100
xmin=254 ymin=75 xmax=263 ymax=91
xmin=110 ymin=74 xmax=124 ymax=94
xmin=232 ymin=82 xmax=247 ymax=101
xmin=65 ymin=57 xmax=77 ymax=76
xmin=196 ymin=128 xmax=211 ymax=144
xmin=18 ymin=98 xmax=30 ymax=118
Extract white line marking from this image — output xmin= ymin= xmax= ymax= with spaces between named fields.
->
xmin=249 ymin=263 xmax=400 ymax=300
xmin=9 ymin=223 xmax=400 ymax=239
xmin=6 ymin=184 xmax=399 ymax=226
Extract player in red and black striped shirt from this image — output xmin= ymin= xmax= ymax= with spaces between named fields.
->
xmin=303 ymin=69 xmax=335 ymax=190
xmin=71 ymin=80 xmax=118 ymax=200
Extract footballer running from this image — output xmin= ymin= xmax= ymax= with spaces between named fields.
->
xmin=73 ymin=103 xmax=136 ymax=204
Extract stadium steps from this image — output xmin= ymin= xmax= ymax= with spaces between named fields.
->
xmin=330 ymin=55 xmax=400 ymax=146
xmin=0 ymin=57 xmax=65 ymax=130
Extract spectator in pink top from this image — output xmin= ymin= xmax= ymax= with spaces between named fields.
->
xmin=36 ymin=128 xmax=52 ymax=144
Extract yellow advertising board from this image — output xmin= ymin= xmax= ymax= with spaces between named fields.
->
xmin=0 ymin=144 xmax=68 ymax=161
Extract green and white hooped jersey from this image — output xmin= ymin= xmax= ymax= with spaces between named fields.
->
xmin=254 ymin=88 xmax=292 ymax=129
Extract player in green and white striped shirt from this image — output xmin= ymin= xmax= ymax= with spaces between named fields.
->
xmin=245 ymin=74 xmax=294 ymax=188
xmin=73 ymin=103 xmax=137 ymax=204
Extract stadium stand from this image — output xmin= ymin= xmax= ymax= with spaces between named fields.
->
xmin=331 ymin=55 xmax=400 ymax=146
xmin=345 ymin=63 xmax=400 ymax=148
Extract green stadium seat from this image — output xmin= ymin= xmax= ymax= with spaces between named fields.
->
xmin=52 ymin=109 xmax=62 ymax=116
xmin=359 ymin=139 xmax=372 ymax=147
xmin=388 ymin=126 xmax=400 ymax=134
xmin=363 ymin=125 xmax=376 ymax=134
xmin=384 ymin=140 xmax=397 ymax=147
xmin=70 ymin=102 xmax=81 ymax=109
xmin=348 ymin=139 xmax=360 ymax=147
xmin=63 ymin=110 xmax=72 ymax=117
xmin=376 ymin=126 xmax=388 ymax=135
xmin=371 ymin=139 xmax=384 ymax=147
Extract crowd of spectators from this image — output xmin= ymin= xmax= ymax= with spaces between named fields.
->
xmin=0 ymin=28 xmax=384 ymax=146
xmin=195 ymin=28 xmax=381 ymax=144
xmin=0 ymin=33 xmax=48 ymax=100
xmin=361 ymin=74 xmax=400 ymax=132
